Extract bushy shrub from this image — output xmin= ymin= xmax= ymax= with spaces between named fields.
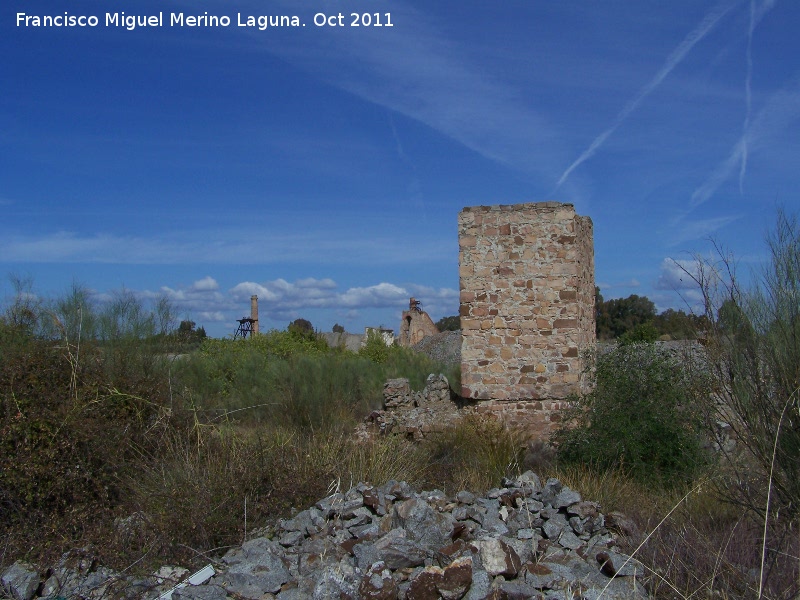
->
xmin=618 ymin=321 xmax=659 ymax=345
xmin=696 ymin=209 xmax=800 ymax=519
xmin=0 ymin=281 xmax=180 ymax=564
xmin=358 ymin=329 xmax=391 ymax=363
xmin=552 ymin=343 xmax=711 ymax=486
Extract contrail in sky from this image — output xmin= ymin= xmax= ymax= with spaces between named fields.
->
xmin=556 ymin=1 xmax=738 ymax=189
xmin=691 ymin=77 xmax=800 ymax=209
xmin=739 ymin=0 xmax=777 ymax=192
xmin=740 ymin=0 xmax=755 ymax=193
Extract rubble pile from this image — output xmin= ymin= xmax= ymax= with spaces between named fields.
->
xmin=359 ymin=375 xmax=465 ymax=441
xmin=2 ymin=472 xmax=648 ymax=599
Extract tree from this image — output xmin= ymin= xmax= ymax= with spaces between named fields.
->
xmin=175 ymin=320 xmax=206 ymax=344
xmin=596 ymin=293 xmax=656 ymax=339
xmin=435 ymin=315 xmax=460 ymax=331
xmin=652 ymin=308 xmax=710 ymax=340
xmin=332 ymin=323 xmax=345 ymax=333
xmin=288 ymin=318 xmax=315 ymax=340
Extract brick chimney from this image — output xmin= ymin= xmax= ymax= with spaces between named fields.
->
xmin=250 ymin=295 xmax=259 ymax=335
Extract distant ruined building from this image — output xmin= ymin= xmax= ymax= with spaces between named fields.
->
xmin=398 ymin=297 xmax=439 ymax=347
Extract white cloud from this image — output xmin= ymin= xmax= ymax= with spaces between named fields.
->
xmin=655 ymin=258 xmax=703 ymax=291
xmin=597 ymin=279 xmax=641 ymax=290
xmin=669 ymin=214 xmax=741 ymax=246
xmin=227 ymin=278 xmax=449 ymax=314
xmin=190 ymin=276 xmax=219 ymax=292
xmin=339 ymin=282 xmax=408 ymax=308
xmin=0 ymin=229 xmax=452 ymax=266
xmin=198 ymin=311 xmax=226 ymax=322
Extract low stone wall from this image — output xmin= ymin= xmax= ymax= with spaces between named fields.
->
xmin=359 ymin=374 xmax=569 ymax=441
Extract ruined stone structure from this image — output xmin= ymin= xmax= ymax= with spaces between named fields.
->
xmin=459 ymin=202 xmax=595 ymax=434
xmin=398 ymin=297 xmax=439 ymax=347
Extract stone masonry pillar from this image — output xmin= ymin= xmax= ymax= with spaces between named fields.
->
xmin=459 ymin=202 xmax=595 ymax=403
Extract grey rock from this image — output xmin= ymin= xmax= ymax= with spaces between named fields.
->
xmin=503 ymin=537 xmax=536 ymax=564
xmin=315 ymin=492 xmax=346 ymax=518
xmin=540 ymin=478 xmax=563 ymax=507
xmin=279 ymin=530 xmax=306 ymax=547
xmin=451 ymin=505 xmax=469 ymax=521
xmin=553 ymin=487 xmax=582 ymax=508
xmin=281 ymin=509 xmax=314 ymax=533
xmin=7 ymin=476 xmax=649 ymax=600
xmin=596 ymin=550 xmax=645 ymax=578
xmin=172 ymin=584 xmax=229 ymax=600
xmin=498 ymin=579 xmax=543 ymax=599
xmin=354 ymin=542 xmax=381 ymax=571
xmin=359 ymin=561 xmax=398 ymax=599
xmin=516 ymin=528 xmax=535 ymax=540
xmin=393 ymin=497 xmax=453 ymax=552
xmin=558 ymin=529 xmax=583 ymax=551
xmin=218 ymin=538 xmax=291 ymax=597
xmin=277 ymin=586 xmax=310 ymax=600
xmin=569 ymin=516 xmax=585 ymax=535
xmin=542 ymin=513 xmax=569 ymax=540
xmin=456 ymin=490 xmax=476 ymax=504
xmin=462 ymin=567 xmax=491 ymax=600
xmin=516 ymin=471 xmax=543 ymax=492
xmin=312 ymin=559 xmax=359 ymax=600
xmin=1 ymin=562 xmax=39 ymax=600
xmin=374 ymin=528 xmax=427 ymax=569
xmin=505 ymin=508 xmax=536 ymax=535
xmin=345 ymin=506 xmax=375 ymax=528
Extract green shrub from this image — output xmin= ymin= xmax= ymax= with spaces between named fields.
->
xmin=358 ymin=329 xmax=391 ymax=363
xmin=552 ymin=343 xmax=711 ymax=486
xmin=618 ymin=321 xmax=659 ymax=345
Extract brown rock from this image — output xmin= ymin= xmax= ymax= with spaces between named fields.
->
xmin=606 ymin=511 xmax=640 ymax=539
xmin=359 ymin=561 xmax=398 ymax=600
xmin=406 ymin=566 xmax=443 ymax=600
xmin=596 ymin=551 xmax=617 ymax=578
xmin=438 ymin=556 xmax=472 ymax=600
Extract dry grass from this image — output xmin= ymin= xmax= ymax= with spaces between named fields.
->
xmin=553 ymin=463 xmax=799 ymax=600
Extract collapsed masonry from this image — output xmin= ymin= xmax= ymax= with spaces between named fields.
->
xmin=459 ymin=202 xmax=595 ymax=436
xmin=398 ymin=297 xmax=440 ymax=347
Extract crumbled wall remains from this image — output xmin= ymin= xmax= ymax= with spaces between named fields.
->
xmin=398 ymin=298 xmax=440 ymax=347
xmin=458 ymin=202 xmax=595 ymax=435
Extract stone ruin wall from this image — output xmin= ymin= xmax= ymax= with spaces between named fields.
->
xmin=398 ymin=301 xmax=440 ymax=347
xmin=459 ymin=202 xmax=595 ymax=437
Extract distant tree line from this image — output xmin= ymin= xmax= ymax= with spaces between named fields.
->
xmin=595 ymin=288 xmax=709 ymax=341
xmin=435 ymin=315 xmax=460 ymax=331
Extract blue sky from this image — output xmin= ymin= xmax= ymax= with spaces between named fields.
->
xmin=2 ymin=0 xmax=798 ymax=337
